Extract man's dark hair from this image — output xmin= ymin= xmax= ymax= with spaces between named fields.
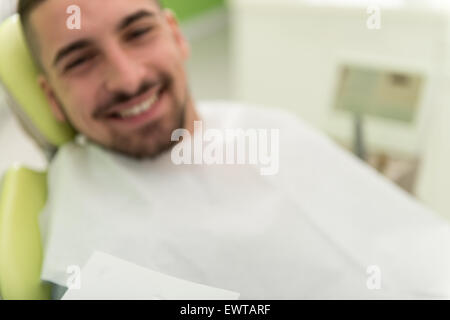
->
xmin=17 ymin=0 xmax=47 ymax=70
xmin=17 ymin=0 xmax=163 ymax=71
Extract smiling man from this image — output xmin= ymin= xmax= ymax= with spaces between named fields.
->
xmin=16 ymin=0 xmax=450 ymax=300
xmin=22 ymin=0 xmax=197 ymax=158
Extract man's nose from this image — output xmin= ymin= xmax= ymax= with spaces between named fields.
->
xmin=103 ymin=44 xmax=146 ymax=95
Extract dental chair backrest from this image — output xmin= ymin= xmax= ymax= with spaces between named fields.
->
xmin=0 ymin=14 xmax=75 ymax=156
xmin=0 ymin=15 xmax=75 ymax=300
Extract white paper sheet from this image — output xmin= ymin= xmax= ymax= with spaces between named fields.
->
xmin=62 ymin=251 xmax=240 ymax=300
xmin=41 ymin=102 xmax=450 ymax=299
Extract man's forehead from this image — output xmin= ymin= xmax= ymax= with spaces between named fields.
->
xmin=31 ymin=0 xmax=159 ymax=32
xmin=29 ymin=0 xmax=161 ymax=66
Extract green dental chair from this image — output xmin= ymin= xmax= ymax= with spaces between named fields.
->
xmin=0 ymin=15 xmax=75 ymax=300
xmin=0 ymin=0 xmax=226 ymax=300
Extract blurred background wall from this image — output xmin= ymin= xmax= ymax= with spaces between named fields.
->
xmin=1 ymin=0 xmax=449 ymax=219
xmin=228 ymin=0 xmax=450 ymax=219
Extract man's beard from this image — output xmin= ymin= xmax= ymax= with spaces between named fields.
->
xmin=108 ymin=98 xmax=187 ymax=159
xmin=59 ymin=74 xmax=189 ymax=159
xmin=101 ymin=74 xmax=188 ymax=159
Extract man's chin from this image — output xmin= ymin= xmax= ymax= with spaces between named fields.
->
xmin=90 ymin=96 xmax=187 ymax=159
xmin=127 ymin=139 xmax=177 ymax=160
xmin=105 ymin=133 xmax=177 ymax=160
xmin=106 ymin=118 xmax=184 ymax=159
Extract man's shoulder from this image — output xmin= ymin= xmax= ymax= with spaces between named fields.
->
xmin=48 ymin=138 xmax=119 ymax=185
xmin=197 ymin=100 xmax=307 ymax=130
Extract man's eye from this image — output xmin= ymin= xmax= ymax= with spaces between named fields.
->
xmin=64 ymin=54 xmax=96 ymax=71
xmin=126 ymin=27 xmax=153 ymax=41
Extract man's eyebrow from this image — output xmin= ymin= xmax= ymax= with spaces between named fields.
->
xmin=52 ymin=39 xmax=93 ymax=67
xmin=117 ymin=10 xmax=156 ymax=32
xmin=52 ymin=10 xmax=155 ymax=67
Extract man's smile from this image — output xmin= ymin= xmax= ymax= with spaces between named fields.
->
xmin=97 ymin=84 xmax=168 ymax=128
xmin=114 ymin=93 xmax=159 ymax=118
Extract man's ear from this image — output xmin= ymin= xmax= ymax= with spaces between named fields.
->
xmin=38 ymin=75 xmax=67 ymax=122
xmin=164 ymin=9 xmax=191 ymax=60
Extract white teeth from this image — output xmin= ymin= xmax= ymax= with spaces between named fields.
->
xmin=118 ymin=93 xmax=159 ymax=118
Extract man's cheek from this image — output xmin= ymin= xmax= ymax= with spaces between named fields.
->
xmin=71 ymin=107 xmax=95 ymax=130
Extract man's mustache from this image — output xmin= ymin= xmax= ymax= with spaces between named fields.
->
xmin=93 ymin=79 xmax=166 ymax=118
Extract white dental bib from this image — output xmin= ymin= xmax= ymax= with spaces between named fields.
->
xmin=39 ymin=101 xmax=450 ymax=299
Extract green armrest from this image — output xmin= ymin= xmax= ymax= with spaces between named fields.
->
xmin=0 ymin=166 xmax=51 ymax=300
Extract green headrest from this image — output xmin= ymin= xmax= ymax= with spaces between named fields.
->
xmin=0 ymin=15 xmax=75 ymax=149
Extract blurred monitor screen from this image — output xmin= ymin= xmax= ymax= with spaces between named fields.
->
xmin=334 ymin=65 xmax=424 ymax=123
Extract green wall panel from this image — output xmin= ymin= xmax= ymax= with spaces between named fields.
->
xmin=162 ymin=0 xmax=225 ymax=21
